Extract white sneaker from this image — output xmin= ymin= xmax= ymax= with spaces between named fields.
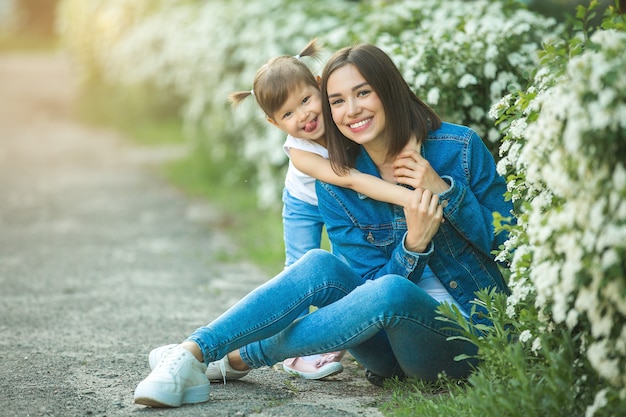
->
xmin=206 ymin=353 xmax=250 ymax=384
xmin=149 ymin=344 xmax=249 ymax=383
xmin=148 ymin=344 xmax=177 ymax=370
xmin=134 ymin=345 xmax=210 ymax=408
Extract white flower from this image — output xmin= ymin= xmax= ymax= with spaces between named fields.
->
xmin=585 ymin=388 xmax=609 ymax=417
xmin=457 ymin=73 xmax=478 ymax=89
xmin=426 ymin=87 xmax=440 ymax=105
xmin=531 ymin=337 xmax=542 ymax=355
xmin=587 ymin=340 xmax=620 ymax=383
xmin=519 ymin=329 xmax=532 ymax=343
xmin=414 ymin=72 xmax=429 ymax=89
xmin=566 ymin=309 xmax=579 ymax=329
xmin=484 ymin=61 xmax=497 ymax=79
xmin=508 ymin=118 xmax=527 ymax=139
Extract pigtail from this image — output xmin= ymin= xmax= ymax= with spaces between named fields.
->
xmin=297 ymin=38 xmax=322 ymax=61
xmin=228 ymin=90 xmax=254 ymax=108
xmin=229 ymin=39 xmax=322 ymax=116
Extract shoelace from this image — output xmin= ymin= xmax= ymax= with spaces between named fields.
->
xmin=157 ymin=349 xmax=181 ymax=374
xmin=219 ymin=358 xmax=227 ymax=385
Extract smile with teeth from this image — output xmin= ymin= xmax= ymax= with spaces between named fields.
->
xmin=349 ymin=118 xmax=371 ymax=129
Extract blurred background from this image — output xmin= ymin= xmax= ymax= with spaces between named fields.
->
xmin=0 ymin=0 xmax=605 ymax=206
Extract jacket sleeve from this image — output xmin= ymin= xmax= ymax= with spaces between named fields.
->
xmin=316 ymin=181 xmax=433 ymax=283
xmin=437 ymin=131 xmax=513 ymax=257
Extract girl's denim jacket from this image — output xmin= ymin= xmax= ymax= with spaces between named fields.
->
xmin=316 ymin=122 xmax=513 ymax=318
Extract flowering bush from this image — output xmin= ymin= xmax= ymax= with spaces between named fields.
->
xmin=486 ymin=2 xmax=626 ymax=415
xmin=57 ymin=0 xmax=559 ymax=206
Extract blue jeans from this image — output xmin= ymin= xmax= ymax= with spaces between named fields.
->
xmin=282 ymin=188 xmax=324 ymax=267
xmin=187 ymin=250 xmax=477 ymax=381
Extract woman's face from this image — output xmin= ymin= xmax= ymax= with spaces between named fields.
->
xmin=326 ymin=64 xmax=386 ymax=149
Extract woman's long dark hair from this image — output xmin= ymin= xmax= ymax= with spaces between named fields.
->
xmin=321 ymin=44 xmax=441 ymax=174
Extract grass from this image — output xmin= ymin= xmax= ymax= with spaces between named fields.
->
xmin=381 ymin=377 xmax=472 ymax=416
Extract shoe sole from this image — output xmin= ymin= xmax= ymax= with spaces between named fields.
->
xmin=134 ymin=382 xmax=210 ymax=408
xmin=283 ymin=362 xmax=344 ymax=380
xmin=206 ymin=370 xmax=249 ymax=381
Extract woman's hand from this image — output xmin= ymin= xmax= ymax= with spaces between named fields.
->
xmin=393 ymin=142 xmax=449 ymax=194
xmin=403 ymin=188 xmax=443 ymax=253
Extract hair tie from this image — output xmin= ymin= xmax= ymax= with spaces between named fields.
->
xmin=294 ymin=54 xmax=301 ymax=60
xmin=250 ymin=89 xmax=254 ymax=97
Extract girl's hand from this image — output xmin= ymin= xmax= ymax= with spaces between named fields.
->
xmin=393 ymin=143 xmax=449 ymax=194
xmin=403 ymin=188 xmax=443 ymax=253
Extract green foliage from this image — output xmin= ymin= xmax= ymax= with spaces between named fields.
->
xmin=436 ymin=290 xmax=598 ymax=417
xmin=460 ymin=3 xmax=625 ymax=416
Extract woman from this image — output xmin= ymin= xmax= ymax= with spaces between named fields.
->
xmin=133 ymin=44 xmax=512 ymax=408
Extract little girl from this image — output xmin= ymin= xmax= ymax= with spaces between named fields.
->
xmin=227 ymin=39 xmax=414 ymax=380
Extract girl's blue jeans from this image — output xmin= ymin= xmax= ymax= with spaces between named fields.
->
xmin=282 ymin=188 xmax=324 ymax=267
xmin=187 ymin=249 xmax=477 ymax=381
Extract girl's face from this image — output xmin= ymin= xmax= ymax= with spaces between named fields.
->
xmin=267 ymin=83 xmax=324 ymax=142
xmin=326 ymin=64 xmax=386 ymax=150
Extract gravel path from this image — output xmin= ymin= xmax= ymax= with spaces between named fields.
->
xmin=0 ymin=52 xmax=387 ymax=417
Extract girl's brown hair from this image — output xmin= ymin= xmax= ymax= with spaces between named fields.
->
xmin=229 ymin=39 xmax=321 ymax=119
xmin=320 ymin=44 xmax=442 ymax=174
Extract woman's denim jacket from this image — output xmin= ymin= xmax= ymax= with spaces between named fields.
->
xmin=316 ymin=122 xmax=513 ymax=318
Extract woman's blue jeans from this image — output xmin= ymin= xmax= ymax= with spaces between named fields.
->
xmin=187 ymin=249 xmax=477 ymax=381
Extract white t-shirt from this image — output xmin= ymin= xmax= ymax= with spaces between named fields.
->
xmin=283 ymin=135 xmax=328 ymax=206
xmin=419 ymin=266 xmax=468 ymax=317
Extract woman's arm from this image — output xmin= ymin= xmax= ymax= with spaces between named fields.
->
xmin=290 ymin=148 xmax=413 ymax=207
xmin=316 ymin=180 xmax=436 ymax=283
xmin=394 ymin=134 xmax=512 ymax=256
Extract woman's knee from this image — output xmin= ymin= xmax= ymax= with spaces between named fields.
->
xmin=369 ymin=275 xmax=424 ymax=308
xmin=297 ymin=249 xmax=349 ymax=274
xmin=289 ymin=249 xmax=363 ymax=290
xmin=299 ymin=248 xmax=333 ymax=262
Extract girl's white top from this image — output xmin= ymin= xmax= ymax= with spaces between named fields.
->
xmin=283 ymin=135 xmax=328 ymax=206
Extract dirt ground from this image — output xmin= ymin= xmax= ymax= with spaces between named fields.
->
xmin=0 ymin=52 xmax=387 ymax=416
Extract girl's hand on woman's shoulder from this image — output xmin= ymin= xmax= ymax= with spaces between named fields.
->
xmin=393 ymin=142 xmax=449 ymax=194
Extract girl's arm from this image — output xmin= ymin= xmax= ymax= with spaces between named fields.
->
xmin=290 ymin=148 xmax=413 ymax=207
